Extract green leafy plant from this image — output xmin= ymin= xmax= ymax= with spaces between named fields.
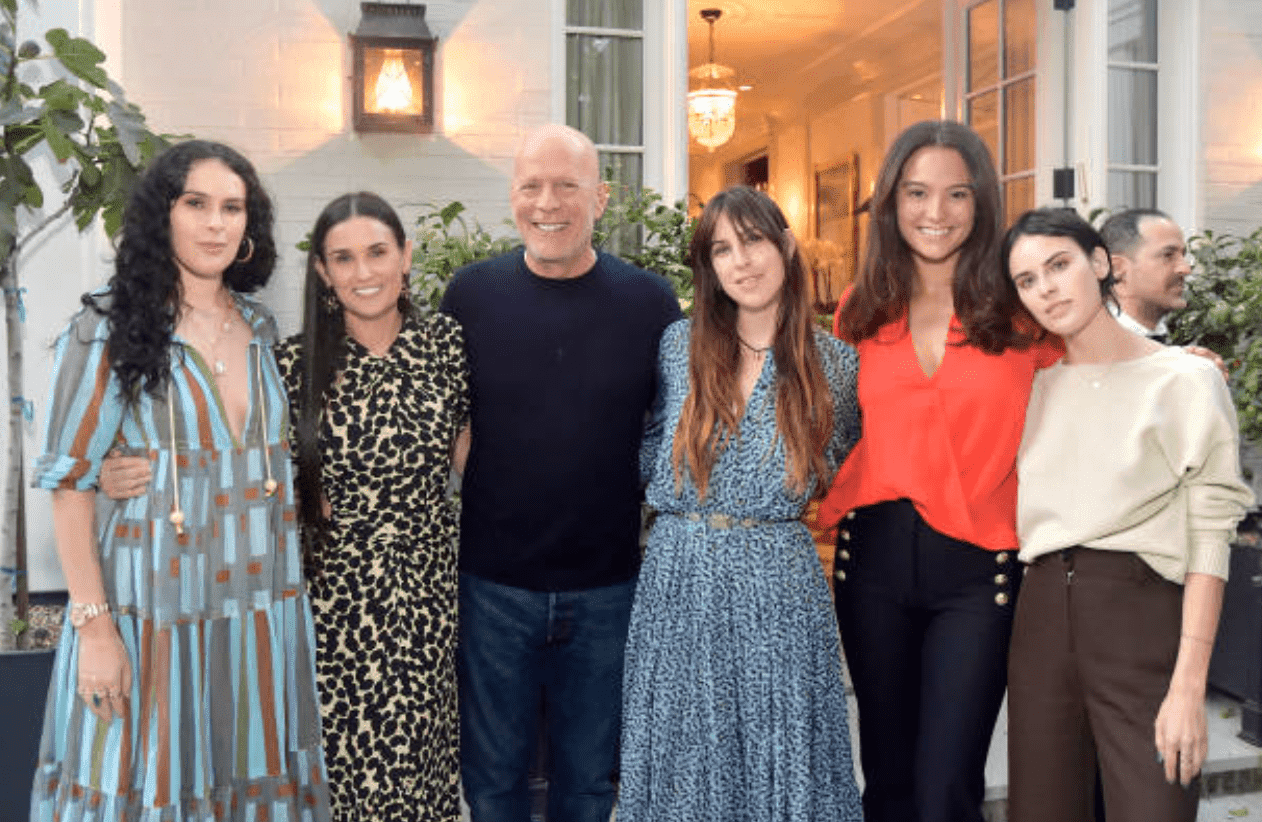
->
xmin=1169 ymin=227 xmax=1262 ymax=442
xmin=1 ymin=0 xmax=170 ymax=648
xmin=595 ymin=180 xmax=695 ymax=311
xmin=409 ymin=201 xmax=518 ymax=311
xmin=404 ymin=183 xmax=696 ymax=313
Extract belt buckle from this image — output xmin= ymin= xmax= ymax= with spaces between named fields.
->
xmin=707 ymin=513 xmax=734 ymax=530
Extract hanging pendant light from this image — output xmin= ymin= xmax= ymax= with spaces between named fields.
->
xmin=688 ymin=8 xmax=738 ymax=151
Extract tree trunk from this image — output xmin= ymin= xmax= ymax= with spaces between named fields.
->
xmin=0 ymin=256 xmax=26 ymax=651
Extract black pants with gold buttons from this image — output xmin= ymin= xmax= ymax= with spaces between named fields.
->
xmin=833 ymin=499 xmax=1019 ymax=822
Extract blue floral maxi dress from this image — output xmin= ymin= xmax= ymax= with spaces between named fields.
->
xmin=619 ymin=320 xmax=864 ymax=822
xmin=30 ymin=294 xmax=331 ymax=822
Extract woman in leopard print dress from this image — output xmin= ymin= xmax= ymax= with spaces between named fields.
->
xmin=276 ymin=192 xmax=469 ymax=821
xmin=100 ymin=191 xmax=469 ymax=818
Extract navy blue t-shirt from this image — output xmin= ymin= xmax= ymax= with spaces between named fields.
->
xmin=440 ymin=249 xmax=682 ymax=591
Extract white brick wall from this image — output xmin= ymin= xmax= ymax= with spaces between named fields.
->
xmin=116 ymin=0 xmax=551 ymax=333
xmin=17 ymin=0 xmax=554 ymax=588
xmin=1199 ymin=0 xmax=1262 ymax=237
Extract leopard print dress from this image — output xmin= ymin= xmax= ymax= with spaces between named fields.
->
xmin=276 ymin=312 xmax=468 ymax=822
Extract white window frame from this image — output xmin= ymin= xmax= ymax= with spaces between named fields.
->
xmin=550 ymin=0 xmax=688 ymax=202
xmin=950 ymin=0 xmax=1048 ymax=215
xmin=1068 ymin=0 xmax=1198 ymax=228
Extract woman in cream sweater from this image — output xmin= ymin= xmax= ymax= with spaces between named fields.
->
xmin=1001 ymin=207 xmax=1254 ymax=822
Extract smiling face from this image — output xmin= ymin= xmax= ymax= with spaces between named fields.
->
xmin=317 ymin=216 xmax=411 ymax=327
xmin=895 ymin=146 xmax=976 ymax=269
xmin=709 ymin=212 xmax=787 ymax=320
xmin=1113 ymin=216 xmax=1191 ymax=326
xmin=1008 ymin=233 xmax=1112 ymax=340
xmin=169 ymin=158 xmax=248 ymax=285
xmin=511 ymin=126 xmax=609 ymax=279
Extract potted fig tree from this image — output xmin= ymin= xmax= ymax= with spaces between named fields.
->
xmin=0 ymin=1 xmax=168 ymax=813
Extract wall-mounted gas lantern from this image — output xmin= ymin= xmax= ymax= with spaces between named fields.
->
xmin=350 ymin=3 xmax=436 ymax=133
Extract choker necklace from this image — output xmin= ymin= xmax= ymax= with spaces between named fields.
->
xmin=738 ymin=335 xmax=772 ymax=355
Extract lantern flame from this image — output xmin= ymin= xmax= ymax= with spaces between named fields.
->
xmin=374 ymin=50 xmax=415 ymax=113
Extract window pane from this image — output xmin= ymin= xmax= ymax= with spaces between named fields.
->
xmin=1004 ymin=0 xmax=1037 ymax=77
xmin=1108 ymin=0 xmax=1157 ymax=63
xmin=1108 ymin=170 xmax=1156 ymax=209
xmin=968 ymin=91 xmax=1000 ymax=169
xmin=567 ymin=34 xmax=643 ymax=146
xmin=598 ymin=151 xmax=644 ymax=256
xmin=1004 ymin=177 xmax=1035 ymax=228
xmin=1004 ymin=78 xmax=1035 ymax=175
xmin=968 ymin=0 xmax=999 ymax=91
xmin=1108 ymin=68 xmax=1157 ymax=165
xmin=567 ymin=0 xmax=642 ymax=29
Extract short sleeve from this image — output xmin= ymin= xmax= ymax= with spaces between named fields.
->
xmin=32 ymin=308 xmax=126 ymax=490
xmin=816 ymin=331 xmax=861 ymax=474
xmin=433 ymin=312 xmax=470 ymax=429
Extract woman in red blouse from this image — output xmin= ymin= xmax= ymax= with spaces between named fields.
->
xmin=818 ymin=120 xmax=1059 ymax=822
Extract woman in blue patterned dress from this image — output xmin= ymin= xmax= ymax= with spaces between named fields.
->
xmin=30 ymin=140 xmax=331 ymax=821
xmin=619 ymin=186 xmax=863 ymax=822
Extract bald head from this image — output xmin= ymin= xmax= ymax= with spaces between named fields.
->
xmin=511 ymin=124 xmax=609 ymax=279
xmin=514 ymin=124 xmax=600 ymax=179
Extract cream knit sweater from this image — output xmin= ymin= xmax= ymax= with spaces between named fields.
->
xmin=1017 ymin=347 xmax=1255 ymax=583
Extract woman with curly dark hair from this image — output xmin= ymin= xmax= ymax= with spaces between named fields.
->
xmin=619 ymin=186 xmax=862 ymax=821
xmin=274 ymin=192 xmax=469 ymax=820
xmin=30 ymin=139 xmax=331 ymax=821
xmin=816 ymin=121 xmax=1061 ymax=822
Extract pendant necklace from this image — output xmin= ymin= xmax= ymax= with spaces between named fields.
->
xmin=182 ymin=297 xmax=237 ymax=376
xmin=738 ymin=335 xmax=771 ymax=358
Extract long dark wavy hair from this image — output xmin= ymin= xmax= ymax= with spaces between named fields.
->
xmin=836 ymin=120 xmax=1037 ymax=353
xmin=294 ymin=192 xmax=413 ymax=556
xmin=89 ymin=139 xmax=277 ymax=400
xmin=672 ymin=186 xmax=834 ymax=500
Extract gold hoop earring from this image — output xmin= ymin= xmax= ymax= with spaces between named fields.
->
xmin=236 ymin=237 xmax=255 ymax=264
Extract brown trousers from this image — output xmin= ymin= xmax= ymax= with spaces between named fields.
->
xmin=1007 ymin=548 xmax=1200 ymax=822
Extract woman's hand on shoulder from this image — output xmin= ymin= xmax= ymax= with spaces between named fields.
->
xmin=1181 ymin=345 xmax=1229 ymax=381
xmin=98 ymin=449 xmax=152 ymax=500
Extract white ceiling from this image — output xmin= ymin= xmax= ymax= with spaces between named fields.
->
xmin=687 ymin=0 xmax=943 ymax=138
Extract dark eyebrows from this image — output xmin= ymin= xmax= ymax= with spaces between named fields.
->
xmin=179 ymin=188 xmax=245 ymax=205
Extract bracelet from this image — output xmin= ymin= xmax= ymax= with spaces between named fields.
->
xmin=68 ymin=600 xmax=110 ymax=629
xmin=1181 ymin=633 xmax=1214 ymax=646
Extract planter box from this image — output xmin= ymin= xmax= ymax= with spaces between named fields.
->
xmin=0 ymin=648 xmax=55 ymax=819
xmin=1209 ymin=538 xmax=1262 ymax=745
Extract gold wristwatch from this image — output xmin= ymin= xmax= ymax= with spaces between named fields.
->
xmin=68 ymin=600 xmax=110 ymax=629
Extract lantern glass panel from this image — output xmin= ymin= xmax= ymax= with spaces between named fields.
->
xmin=362 ymin=46 xmax=425 ymax=116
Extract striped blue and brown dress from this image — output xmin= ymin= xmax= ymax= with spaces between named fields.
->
xmin=29 ymin=291 xmax=331 ymax=822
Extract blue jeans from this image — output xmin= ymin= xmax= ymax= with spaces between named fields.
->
xmin=458 ymin=572 xmax=636 ymax=822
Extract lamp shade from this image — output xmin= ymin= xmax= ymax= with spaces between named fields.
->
xmin=688 ymin=9 xmax=737 ymax=151
xmin=687 ymin=88 xmax=737 ymax=150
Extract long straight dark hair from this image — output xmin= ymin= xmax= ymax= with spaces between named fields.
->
xmin=672 ymin=186 xmax=834 ymax=500
xmin=836 ymin=120 xmax=1037 ymax=353
xmin=293 ymin=192 xmax=412 ymax=565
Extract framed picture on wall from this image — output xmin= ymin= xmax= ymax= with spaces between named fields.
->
xmin=813 ymin=155 xmax=860 ymax=313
